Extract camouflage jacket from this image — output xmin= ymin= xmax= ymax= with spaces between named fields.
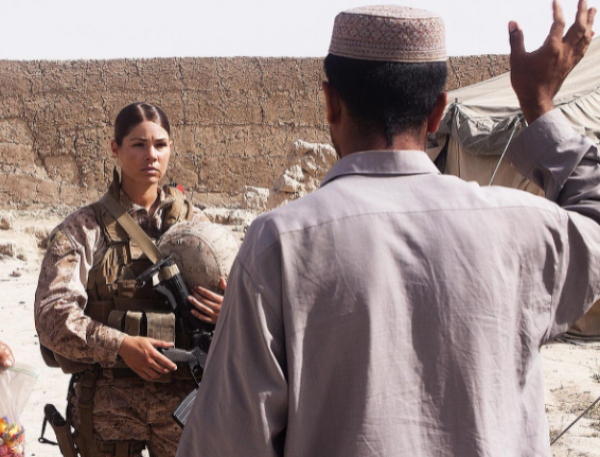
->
xmin=34 ymin=188 xmax=205 ymax=368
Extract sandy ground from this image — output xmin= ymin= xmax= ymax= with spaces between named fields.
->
xmin=2 ymin=211 xmax=600 ymax=456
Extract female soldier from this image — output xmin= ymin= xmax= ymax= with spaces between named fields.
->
xmin=34 ymin=102 xmax=224 ymax=457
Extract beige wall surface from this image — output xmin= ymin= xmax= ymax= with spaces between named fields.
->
xmin=0 ymin=54 xmax=509 ymax=211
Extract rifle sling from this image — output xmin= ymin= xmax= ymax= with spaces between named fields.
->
xmin=100 ymin=192 xmax=163 ymax=264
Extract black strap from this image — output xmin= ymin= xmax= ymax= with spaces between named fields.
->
xmin=38 ymin=416 xmax=59 ymax=446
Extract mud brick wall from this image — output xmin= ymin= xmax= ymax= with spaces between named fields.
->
xmin=0 ymin=54 xmax=509 ymax=211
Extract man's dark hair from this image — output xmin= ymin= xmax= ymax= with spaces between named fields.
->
xmin=324 ymin=54 xmax=447 ymax=146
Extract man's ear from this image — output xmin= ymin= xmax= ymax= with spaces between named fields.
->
xmin=322 ymin=81 xmax=342 ymax=125
xmin=426 ymin=91 xmax=448 ymax=134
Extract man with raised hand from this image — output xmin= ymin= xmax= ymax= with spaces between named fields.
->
xmin=178 ymin=2 xmax=600 ymax=456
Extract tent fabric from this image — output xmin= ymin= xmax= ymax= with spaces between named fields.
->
xmin=435 ymin=37 xmax=600 ymax=159
xmin=436 ymin=107 xmax=524 ymax=157
xmin=428 ymin=38 xmax=600 ymax=338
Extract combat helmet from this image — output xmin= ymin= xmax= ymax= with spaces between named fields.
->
xmin=158 ymin=220 xmax=240 ymax=292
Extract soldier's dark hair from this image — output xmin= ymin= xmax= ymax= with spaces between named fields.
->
xmin=323 ymin=54 xmax=447 ymax=146
xmin=113 ymin=102 xmax=171 ymax=146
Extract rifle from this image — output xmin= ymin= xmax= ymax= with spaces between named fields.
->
xmin=136 ymin=254 xmax=214 ymax=427
xmin=155 ymin=346 xmax=207 ymax=427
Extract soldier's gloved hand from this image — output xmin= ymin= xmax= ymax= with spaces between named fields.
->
xmin=188 ymin=277 xmax=228 ymax=325
xmin=0 ymin=340 xmax=14 ymax=368
xmin=118 ymin=335 xmax=177 ymax=381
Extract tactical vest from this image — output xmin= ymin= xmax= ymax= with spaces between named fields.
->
xmin=41 ymin=172 xmax=195 ymax=375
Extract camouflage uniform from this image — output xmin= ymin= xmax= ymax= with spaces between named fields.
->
xmin=35 ymin=188 xmax=205 ymax=457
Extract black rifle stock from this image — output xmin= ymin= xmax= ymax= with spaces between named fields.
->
xmin=136 ymin=255 xmax=214 ymax=426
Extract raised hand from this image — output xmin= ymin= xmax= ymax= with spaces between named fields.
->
xmin=509 ymin=0 xmax=596 ymax=123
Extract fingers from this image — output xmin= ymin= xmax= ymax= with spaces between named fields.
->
xmin=564 ymin=0 xmax=595 ymax=47
xmin=576 ymin=0 xmax=592 ymax=32
xmin=139 ymin=364 xmax=171 ymax=380
xmin=563 ymin=1 xmax=596 ymax=70
xmin=188 ymin=294 xmax=219 ymax=324
xmin=194 ymin=285 xmax=224 ymax=301
xmin=118 ymin=336 xmax=177 ymax=380
xmin=549 ymin=0 xmax=567 ymax=44
xmin=509 ymin=0 xmax=596 ymax=123
xmin=191 ymin=308 xmax=217 ymax=324
xmin=153 ymin=352 xmax=178 ymax=372
xmin=146 ymin=338 xmax=177 ymax=370
xmin=188 ymin=295 xmax=216 ymax=314
xmin=140 ymin=355 xmax=176 ymax=380
xmin=580 ymin=3 xmax=597 ymax=46
xmin=577 ymin=0 xmax=590 ymax=27
xmin=188 ymin=284 xmax=225 ymax=324
xmin=137 ymin=350 xmax=177 ymax=380
xmin=508 ymin=21 xmax=525 ymax=60
xmin=587 ymin=6 xmax=597 ymax=30
xmin=149 ymin=339 xmax=175 ymax=349
xmin=0 ymin=342 xmax=14 ymax=368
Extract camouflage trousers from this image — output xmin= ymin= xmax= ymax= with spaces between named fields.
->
xmin=72 ymin=375 xmax=196 ymax=457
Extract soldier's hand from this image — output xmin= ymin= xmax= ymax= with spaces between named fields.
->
xmin=0 ymin=340 xmax=14 ymax=368
xmin=509 ymin=0 xmax=596 ymax=123
xmin=118 ymin=336 xmax=177 ymax=381
xmin=188 ymin=277 xmax=227 ymax=325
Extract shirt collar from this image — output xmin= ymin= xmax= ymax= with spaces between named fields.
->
xmin=321 ymin=150 xmax=441 ymax=187
xmin=118 ymin=186 xmax=175 ymax=215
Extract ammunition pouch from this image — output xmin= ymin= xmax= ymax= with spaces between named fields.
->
xmin=107 ymin=310 xmax=177 ymax=383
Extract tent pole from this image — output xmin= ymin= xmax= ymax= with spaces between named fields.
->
xmin=488 ymin=119 xmax=520 ymax=186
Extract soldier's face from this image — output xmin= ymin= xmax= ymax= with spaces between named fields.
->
xmin=112 ymin=121 xmax=171 ymax=188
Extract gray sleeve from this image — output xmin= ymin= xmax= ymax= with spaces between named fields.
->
xmin=507 ymin=109 xmax=600 ymax=223
xmin=547 ymin=210 xmax=600 ymax=339
xmin=177 ymin=231 xmax=288 ymax=457
xmin=507 ymin=109 xmax=600 ymax=338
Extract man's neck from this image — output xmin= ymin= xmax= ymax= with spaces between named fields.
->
xmin=338 ymin=129 xmax=427 ymax=159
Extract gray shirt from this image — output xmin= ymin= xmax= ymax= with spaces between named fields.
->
xmin=177 ymin=110 xmax=600 ymax=457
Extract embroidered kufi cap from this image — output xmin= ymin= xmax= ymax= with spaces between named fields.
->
xmin=328 ymin=5 xmax=447 ymax=63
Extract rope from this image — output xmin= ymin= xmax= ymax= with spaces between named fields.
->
xmin=550 ymin=394 xmax=600 ymax=446
xmin=488 ymin=117 xmax=521 ymax=186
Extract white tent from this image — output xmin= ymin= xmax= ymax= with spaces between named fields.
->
xmin=428 ymin=38 xmax=600 ymax=337
xmin=430 ymin=37 xmax=600 ymax=191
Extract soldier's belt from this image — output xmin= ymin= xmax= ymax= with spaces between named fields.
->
xmin=99 ymin=365 xmax=194 ymax=381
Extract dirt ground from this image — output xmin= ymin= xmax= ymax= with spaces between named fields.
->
xmin=1 ymin=210 xmax=600 ymax=456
